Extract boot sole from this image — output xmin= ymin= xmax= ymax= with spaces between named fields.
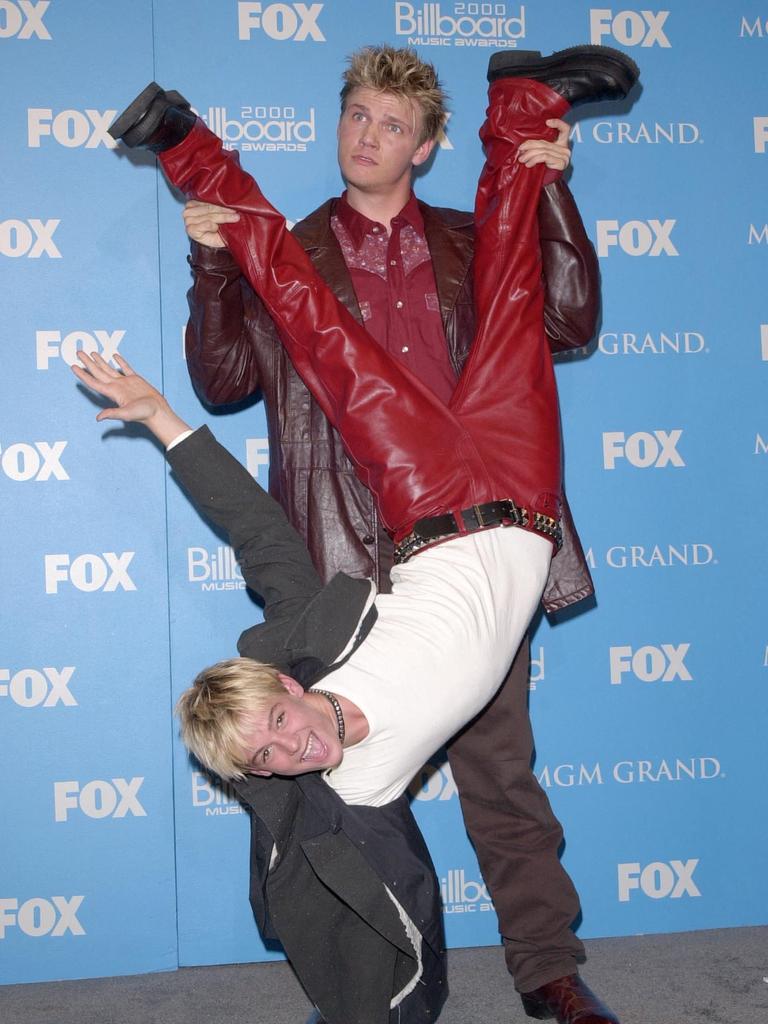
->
xmin=108 ymin=81 xmax=164 ymax=141
xmin=488 ymin=43 xmax=640 ymax=95
xmin=520 ymin=993 xmax=555 ymax=1019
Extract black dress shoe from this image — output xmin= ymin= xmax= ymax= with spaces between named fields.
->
xmin=108 ymin=81 xmax=196 ymax=152
xmin=487 ymin=44 xmax=639 ymax=107
xmin=521 ymin=973 xmax=620 ymax=1023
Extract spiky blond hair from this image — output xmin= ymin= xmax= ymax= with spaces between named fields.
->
xmin=340 ymin=45 xmax=448 ymax=144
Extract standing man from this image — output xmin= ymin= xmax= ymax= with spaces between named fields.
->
xmin=182 ymin=46 xmax=606 ymax=1023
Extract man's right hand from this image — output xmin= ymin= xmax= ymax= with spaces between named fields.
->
xmin=72 ymin=351 xmax=192 ymax=448
xmin=182 ymin=200 xmax=240 ymax=249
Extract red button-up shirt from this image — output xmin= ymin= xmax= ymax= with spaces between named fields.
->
xmin=331 ymin=192 xmax=458 ymax=404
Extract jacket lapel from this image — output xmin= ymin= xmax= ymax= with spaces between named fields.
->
xmin=293 ymin=199 xmax=364 ymax=321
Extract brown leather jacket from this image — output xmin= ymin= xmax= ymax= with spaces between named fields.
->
xmin=185 ymin=180 xmax=598 ymax=612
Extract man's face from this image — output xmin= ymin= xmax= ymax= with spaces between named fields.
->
xmin=337 ymin=86 xmax=435 ymax=197
xmin=241 ymin=675 xmax=343 ymax=778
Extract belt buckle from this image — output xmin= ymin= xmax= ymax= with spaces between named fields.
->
xmin=472 ymin=503 xmax=488 ymax=529
xmin=501 ymin=499 xmax=523 ymax=529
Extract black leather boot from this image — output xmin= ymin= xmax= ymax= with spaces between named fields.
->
xmin=108 ymin=82 xmax=196 ymax=152
xmin=487 ymin=44 xmax=639 ymax=106
xmin=521 ymin=973 xmax=620 ymax=1023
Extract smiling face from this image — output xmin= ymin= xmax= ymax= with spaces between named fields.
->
xmin=337 ymin=86 xmax=435 ymax=200
xmin=241 ymin=675 xmax=344 ymax=778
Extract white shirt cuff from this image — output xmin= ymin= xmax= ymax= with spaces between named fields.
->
xmin=166 ymin=427 xmax=197 ymax=451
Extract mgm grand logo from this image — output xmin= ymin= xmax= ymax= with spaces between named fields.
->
xmin=537 ymin=757 xmax=722 ymax=788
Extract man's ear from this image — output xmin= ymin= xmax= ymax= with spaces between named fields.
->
xmin=411 ymin=137 xmax=436 ymax=169
xmin=277 ymin=672 xmax=304 ymax=698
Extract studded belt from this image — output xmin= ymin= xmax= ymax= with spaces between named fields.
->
xmin=393 ymin=499 xmax=562 ymax=564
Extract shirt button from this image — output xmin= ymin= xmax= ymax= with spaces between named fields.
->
xmin=372 ymin=226 xmax=381 ymax=234
xmin=390 ymin=259 xmax=397 ymax=266
xmin=362 ymin=534 xmax=375 ymax=545
xmin=401 ymin=346 xmax=409 ymax=353
xmin=395 ymin=300 xmax=404 ymax=309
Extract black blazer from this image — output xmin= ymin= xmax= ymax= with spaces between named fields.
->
xmin=167 ymin=427 xmax=447 ymax=1024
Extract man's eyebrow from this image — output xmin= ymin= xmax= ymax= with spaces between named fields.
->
xmin=249 ymin=705 xmax=275 ymax=763
xmin=348 ymin=102 xmax=409 ymax=128
xmin=380 ymin=110 xmax=410 ymax=127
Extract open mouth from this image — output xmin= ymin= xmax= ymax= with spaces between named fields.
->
xmin=301 ymin=731 xmax=327 ymax=764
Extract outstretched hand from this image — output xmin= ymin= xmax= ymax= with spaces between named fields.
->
xmin=72 ymin=351 xmax=165 ymax=422
xmin=517 ymin=118 xmax=572 ymax=172
xmin=72 ymin=351 xmax=191 ymax=447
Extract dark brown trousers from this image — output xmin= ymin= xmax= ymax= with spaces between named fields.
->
xmin=448 ymin=636 xmax=585 ymax=992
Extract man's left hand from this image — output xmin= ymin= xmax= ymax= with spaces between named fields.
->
xmin=517 ymin=119 xmax=571 ymax=171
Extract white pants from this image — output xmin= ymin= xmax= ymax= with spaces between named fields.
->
xmin=323 ymin=526 xmax=552 ymax=806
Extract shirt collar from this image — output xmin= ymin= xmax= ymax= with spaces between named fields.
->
xmin=336 ymin=191 xmax=425 ymax=250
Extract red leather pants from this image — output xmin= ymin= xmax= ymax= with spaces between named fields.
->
xmin=160 ymin=78 xmax=568 ymax=542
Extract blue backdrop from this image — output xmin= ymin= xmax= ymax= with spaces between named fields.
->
xmin=2 ymin=0 xmax=767 ymax=985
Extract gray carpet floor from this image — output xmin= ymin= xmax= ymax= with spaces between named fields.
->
xmin=1 ymin=927 xmax=766 ymax=1024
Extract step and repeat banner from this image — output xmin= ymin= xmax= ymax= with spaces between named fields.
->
xmin=2 ymin=0 xmax=767 ymax=986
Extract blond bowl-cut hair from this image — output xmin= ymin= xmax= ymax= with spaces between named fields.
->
xmin=176 ymin=657 xmax=286 ymax=781
xmin=340 ymin=44 xmax=448 ymax=145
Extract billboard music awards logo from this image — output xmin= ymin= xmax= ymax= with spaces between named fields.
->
xmin=187 ymin=546 xmax=245 ymax=591
xmin=1 ymin=440 xmax=67 ymax=481
xmin=618 ymin=859 xmax=700 ymax=902
xmin=237 ymin=2 xmax=325 ymax=41
xmin=54 ymin=778 xmax=146 ymax=821
xmin=441 ymin=869 xmax=494 ymax=914
xmin=0 ymin=218 xmax=60 ymax=258
xmin=602 ymin=430 xmax=684 ymax=469
xmin=0 ymin=897 xmax=84 ymax=939
xmin=528 ymin=644 xmax=544 ymax=690
xmin=395 ymin=2 xmax=527 ymax=48
xmin=537 ymin=756 xmax=722 ymax=789
xmin=584 ymin=543 xmax=716 ymax=569
xmin=748 ymin=223 xmax=768 ymax=244
xmin=191 ymin=771 xmax=244 ymax=816
xmin=0 ymin=666 xmax=76 ymax=708
xmin=609 ymin=644 xmax=691 ymax=684
xmin=0 ymin=0 xmax=51 ymax=39
xmin=200 ymin=105 xmax=316 ymax=153
xmin=754 ymin=433 xmax=768 ymax=455
xmin=597 ymin=331 xmax=706 ymax=356
xmin=36 ymin=329 xmax=125 ymax=369
xmin=589 ymin=8 xmax=670 ymax=47
xmin=27 ymin=108 xmax=117 ymax=148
